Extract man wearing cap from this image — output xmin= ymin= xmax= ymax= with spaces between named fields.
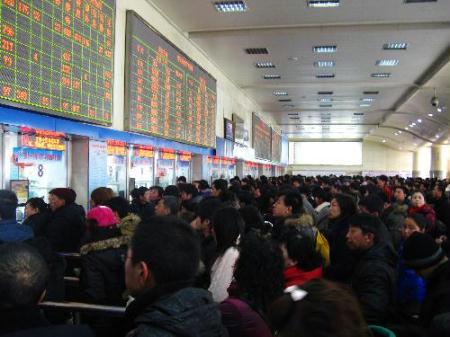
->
xmin=46 ymin=188 xmax=86 ymax=252
xmin=403 ymin=232 xmax=449 ymax=329
xmin=345 ymin=213 xmax=398 ymax=325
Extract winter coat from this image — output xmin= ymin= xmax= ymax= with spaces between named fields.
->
xmin=79 ymin=227 xmax=128 ymax=305
xmin=284 ymin=265 xmax=322 ymax=288
xmin=0 ymin=219 xmax=33 ymax=242
xmin=382 ymin=203 xmax=408 ymax=250
xmin=125 ymin=286 xmax=227 ymax=337
xmin=350 ymin=243 xmax=398 ymax=325
xmin=21 ymin=211 xmax=51 ymax=237
xmin=420 ymin=260 xmax=450 ymax=328
xmin=408 ymin=204 xmax=437 ymax=235
xmin=325 ymin=216 xmax=356 ymax=284
xmin=315 ymin=202 xmax=330 ymax=233
xmin=118 ymin=213 xmax=141 ymax=240
xmin=45 ymin=203 xmax=85 ymax=252
xmin=431 ymin=196 xmax=450 ymax=229
xmin=220 ymin=297 xmax=272 ymax=337
xmin=209 ymin=246 xmax=239 ymax=302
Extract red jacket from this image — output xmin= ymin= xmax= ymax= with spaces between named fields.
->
xmin=284 ymin=265 xmax=323 ymax=288
xmin=408 ymin=204 xmax=437 ymax=235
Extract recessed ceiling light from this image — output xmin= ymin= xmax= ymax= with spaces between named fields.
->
xmin=398 ymin=130 xmax=402 ymax=134
xmin=319 ymin=98 xmax=333 ymax=102
xmin=263 ymin=74 xmax=281 ymax=79
xmin=288 ymin=56 xmax=299 ymax=61
xmin=255 ymin=62 xmax=275 ymax=68
xmin=318 ymin=91 xmax=333 ymax=95
xmin=428 ymin=113 xmax=434 ymax=117
xmin=394 ymin=132 xmax=399 ymax=136
xmin=360 ymin=103 xmax=371 ymax=107
xmin=383 ymin=42 xmax=408 ymax=50
xmin=361 ymin=98 xmax=375 ymax=102
xmin=273 ymin=91 xmax=288 ymax=96
xmin=245 ymin=48 xmax=269 ymax=55
xmin=316 ymin=73 xmax=335 ymax=78
xmin=314 ymin=61 xmax=335 ymax=68
xmin=307 ymin=0 xmax=340 ymax=8
xmin=435 ymin=134 xmax=440 ymax=138
xmin=371 ymin=73 xmax=391 ymax=78
xmin=382 ymin=139 xmax=386 ymax=143
xmin=214 ymin=1 xmax=248 ymax=12
xmin=405 ymin=127 xmax=409 ymax=130
xmin=437 ymin=107 xmax=442 ymax=112
xmin=313 ymin=45 xmax=337 ymax=53
xmin=363 ymin=91 xmax=379 ymax=95
xmin=417 ymin=118 xmax=422 ymax=123
xmin=376 ymin=59 xmax=400 ymax=67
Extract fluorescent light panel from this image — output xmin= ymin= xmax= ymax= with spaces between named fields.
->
xmin=273 ymin=91 xmax=288 ymax=96
xmin=361 ymin=98 xmax=375 ymax=102
xmin=313 ymin=45 xmax=337 ymax=53
xmin=383 ymin=42 xmax=408 ymax=50
xmin=360 ymin=103 xmax=371 ymax=107
xmin=308 ymin=0 xmax=340 ymax=8
xmin=316 ymin=73 xmax=335 ymax=78
xmin=255 ymin=62 xmax=275 ymax=68
xmin=263 ymin=74 xmax=281 ymax=79
xmin=314 ymin=61 xmax=335 ymax=68
xmin=371 ymin=73 xmax=391 ymax=78
xmin=376 ymin=59 xmax=400 ymax=66
xmin=214 ymin=1 xmax=248 ymax=12
xmin=319 ymin=98 xmax=333 ymax=102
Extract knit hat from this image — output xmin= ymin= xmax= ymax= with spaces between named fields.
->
xmin=49 ymin=188 xmax=76 ymax=204
xmin=403 ymin=232 xmax=444 ymax=270
xmin=86 ymin=206 xmax=117 ymax=228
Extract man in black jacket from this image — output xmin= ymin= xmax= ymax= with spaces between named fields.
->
xmin=346 ymin=213 xmax=398 ymax=325
xmin=124 ymin=216 xmax=227 ymax=337
xmin=431 ymin=184 xmax=450 ymax=233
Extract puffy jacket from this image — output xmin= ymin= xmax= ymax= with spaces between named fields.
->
xmin=22 ymin=211 xmax=51 ymax=237
xmin=408 ymin=204 xmax=437 ymax=236
xmin=46 ymin=203 xmax=85 ymax=252
xmin=126 ymin=286 xmax=227 ymax=337
xmin=351 ymin=243 xmax=398 ymax=325
xmin=119 ymin=214 xmax=141 ymax=240
xmin=0 ymin=219 xmax=33 ymax=243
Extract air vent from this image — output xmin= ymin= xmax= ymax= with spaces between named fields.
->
xmin=283 ymin=104 xmax=295 ymax=108
xmin=353 ymin=112 xmax=364 ymax=116
xmin=287 ymin=113 xmax=298 ymax=116
xmin=273 ymin=91 xmax=288 ymax=96
xmin=263 ymin=74 xmax=281 ymax=79
xmin=318 ymin=91 xmax=333 ymax=95
xmin=314 ymin=61 xmax=335 ymax=68
xmin=363 ymin=91 xmax=379 ymax=95
xmin=316 ymin=73 xmax=335 ymax=78
xmin=320 ymin=104 xmax=332 ymax=108
xmin=383 ymin=42 xmax=408 ymax=50
xmin=214 ymin=1 xmax=248 ymax=12
xmin=279 ymin=99 xmax=292 ymax=102
xmin=371 ymin=73 xmax=391 ymax=78
xmin=404 ymin=0 xmax=437 ymax=3
xmin=307 ymin=0 xmax=340 ymax=7
xmin=255 ymin=62 xmax=275 ymax=68
xmin=245 ymin=48 xmax=269 ymax=54
xmin=289 ymin=116 xmax=300 ymax=120
xmin=313 ymin=45 xmax=337 ymax=53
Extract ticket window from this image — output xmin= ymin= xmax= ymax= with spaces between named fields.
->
xmin=176 ymin=152 xmax=192 ymax=183
xmin=156 ymin=151 xmax=176 ymax=188
xmin=8 ymin=127 xmax=68 ymax=203
xmin=129 ymin=145 xmax=154 ymax=188
xmin=107 ymin=140 xmax=127 ymax=198
xmin=209 ymin=156 xmax=221 ymax=184
xmin=222 ymin=158 xmax=236 ymax=181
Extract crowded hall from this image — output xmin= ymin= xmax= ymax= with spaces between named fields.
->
xmin=0 ymin=0 xmax=450 ymax=337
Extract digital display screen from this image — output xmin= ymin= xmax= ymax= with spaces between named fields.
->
xmin=0 ymin=0 xmax=115 ymax=124
xmin=224 ymin=118 xmax=233 ymax=141
xmin=271 ymin=129 xmax=281 ymax=163
xmin=252 ymin=113 xmax=271 ymax=160
xmin=125 ymin=11 xmax=217 ymax=148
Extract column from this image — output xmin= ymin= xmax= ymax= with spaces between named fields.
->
xmin=412 ymin=151 xmax=420 ymax=178
xmin=430 ymin=145 xmax=444 ymax=179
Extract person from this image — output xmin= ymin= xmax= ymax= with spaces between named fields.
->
xmin=280 ymin=228 xmax=323 ymax=288
xmin=393 ymin=186 xmax=410 ymax=207
xmin=268 ymin=279 xmax=372 ymax=337
xmin=209 ymin=207 xmax=244 ymax=302
xmin=154 ymin=196 xmax=179 ymax=217
xmin=106 ymin=196 xmax=141 ymax=240
xmin=313 ymin=187 xmax=331 ymax=232
xmin=148 ymin=186 xmax=164 ymax=203
xmin=129 ymin=187 xmax=155 ymax=223
xmin=211 ymin=179 xmax=228 ymax=198
xmin=90 ymin=187 xmax=114 ymax=208
xmin=325 ymin=193 xmax=357 ymax=283
xmin=45 ymin=188 xmax=85 ymax=252
xmin=377 ymin=175 xmax=393 ymax=202
xmin=345 ymin=213 xmax=397 ymax=325
xmin=197 ymin=180 xmax=212 ymax=198
xmin=124 ymin=216 xmax=227 ymax=337
xmin=408 ymin=191 xmax=437 ymax=237
xmin=163 ymin=185 xmax=179 ymax=198
xmin=176 ymin=176 xmax=187 ymax=185
xmin=431 ymin=184 xmax=450 ymax=232
xmin=220 ymin=232 xmax=285 ymax=337
xmin=0 ymin=190 xmax=34 ymax=243
xmin=21 ymin=197 xmax=51 ymax=237
xmin=0 ymin=242 xmax=93 ymax=336
xmin=179 ymin=183 xmax=203 ymax=206
xmin=403 ymin=232 xmax=450 ymax=330
xmin=383 ymin=188 xmax=409 ymax=250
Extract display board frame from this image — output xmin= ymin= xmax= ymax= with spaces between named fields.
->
xmin=124 ymin=10 xmax=217 ymax=148
xmin=252 ymin=112 xmax=272 ymax=160
xmin=0 ymin=0 xmax=116 ymax=125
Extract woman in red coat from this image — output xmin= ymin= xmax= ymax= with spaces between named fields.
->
xmin=408 ymin=191 xmax=437 ymax=237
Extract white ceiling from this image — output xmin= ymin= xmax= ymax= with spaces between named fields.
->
xmin=148 ymin=0 xmax=450 ymax=151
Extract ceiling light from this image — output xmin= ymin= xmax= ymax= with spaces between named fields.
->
xmin=319 ymin=98 xmax=333 ymax=102
xmin=283 ymin=104 xmax=295 ymax=108
xmin=363 ymin=91 xmax=379 ymax=95
xmin=376 ymin=59 xmax=400 ymax=67
xmin=382 ymin=139 xmax=386 ymax=143
xmin=428 ymin=113 xmax=434 ymax=117
xmin=273 ymin=91 xmax=288 ymax=96
xmin=435 ymin=134 xmax=440 ymax=138
xmin=417 ymin=119 xmax=422 ymax=123
xmin=360 ymin=103 xmax=371 ymax=107
xmin=361 ymin=98 xmax=375 ymax=102
xmin=255 ymin=62 xmax=275 ymax=68
xmin=383 ymin=42 xmax=408 ymax=50
xmin=307 ymin=0 xmax=340 ymax=7
xmin=314 ymin=61 xmax=335 ymax=68
xmin=318 ymin=91 xmax=333 ymax=95
xmin=411 ymin=122 xmax=416 ymax=126
xmin=263 ymin=74 xmax=281 ymax=79
xmin=313 ymin=45 xmax=337 ymax=53
xmin=371 ymin=73 xmax=391 ymax=78
xmin=245 ymin=48 xmax=269 ymax=55
xmin=394 ymin=132 xmax=399 ymax=136
xmin=288 ymin=56 xmax=299 ymax=61
xmin=398 ymin=130 xmax=402 ymax=134
xmin=405 ymin=127 xmax=409 ymax=130
xmin=437 ymin=107 xmax=442 ymax=112
xmin=316 ymin=73 xmax=335 ymax=78
xmin=214 ymin=1 xmax=248 ymax=12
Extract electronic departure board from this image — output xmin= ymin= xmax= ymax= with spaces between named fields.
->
xmin=0 ymin=0 xmax=115 ymax=125
xmin=271 ymin=129 xmax=281 ymax=163
xmin=252 ymin=113 xmax=271 ymax=160
xmin=125 ymin=11 xmax=217 ymax=148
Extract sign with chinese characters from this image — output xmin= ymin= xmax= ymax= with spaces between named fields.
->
xmin=20 ymin=127 xmax=66 ymax=151
xmin=107 ymin=139 xmax=127 ymax=156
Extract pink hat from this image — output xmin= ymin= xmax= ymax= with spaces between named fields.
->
xmin=86 ymin=206 xmax=117 ymax=228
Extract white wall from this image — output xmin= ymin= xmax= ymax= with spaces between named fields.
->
xmin=112 ymin=0 xmax=277 ymax=142
xmin=289 ymin=140 xmax=414 ymax=176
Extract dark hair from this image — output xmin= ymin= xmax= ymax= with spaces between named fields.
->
xmin=212 ymin=207 xmax=244 ymax=256
xmin=239 ymin=205 xmax=265 ymax=234
xmin=136 ymin=187 xmax=148 ymax=197
xmin=395 ymin=186 xmax=407 ymax=195
xmin=233 ymin=232 xmax=285 ymax=313
xmin=359 ymin=194 xmax=384 ymax=215
xmin=164 ymin=185 xmax=179 ymax=197
xmin=269 ymin=279 xmax=371 ymax=337
xmin=25 ymin=197 xmax=48 ymax=214
xmin=198 ymin=180 xmax=210 ymax=190
xmin=0 ymin=190 xmax=18 ymax=220
xmin=106 ymin=196 xmax=130 ymax=219
xmin=313 ymin=188 xmax=332 ymax=203
xmin=348 ymin=213 xmax=384 ymax=243
xmin=212 ymin=179 xmax=228 ymax=193
xmin=406 ymin=213 xmax=428 ymax=231
xmin=149 ymin=186 xmax=164 ymax=199
xmin=281 ymin=229 xmax=323 ymax=271
xmin=333 ymin=193 xmax=357 ymax=219
xmin=177 ymin=176 xmax=187 ymax=183
xmin=279 ymin=192 xmax=303 ymax=215
xmin=434 ymin=183 xmax=445 ymax=194
xmin=131 ymin=216 xmax=200 ymax=285
xmin=90 ymin=187 xmax=114 ymax=206
xmin=179 ymin=183 xmax=198 ymax=198
xmin=160 ymin=196 xmax=180 ymax=215
xmin=196 ymin=197 xmax=223 ymax=222
xmin=0 ymin=243 xmax=49 ymax=309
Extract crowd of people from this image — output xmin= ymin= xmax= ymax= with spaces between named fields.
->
xmin=0 ymin=174 xmax=449 ymax=337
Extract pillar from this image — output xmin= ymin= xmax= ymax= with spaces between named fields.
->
xmin=430 ymin=145 xmax=444 ymax=179
xmin=412 ymin=151 xmax=420 ymax=178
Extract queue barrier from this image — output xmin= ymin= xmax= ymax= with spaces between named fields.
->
xmin=39 ymin=301 xmax=126 ymax=317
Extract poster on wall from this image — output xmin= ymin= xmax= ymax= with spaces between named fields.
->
xmin=10 ymin=180 xmax=29 ymax=204
xmin=88 ymin=140 xmax=108 ymax=197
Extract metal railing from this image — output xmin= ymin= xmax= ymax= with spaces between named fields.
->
xmin=40 ymin=301 xmax=126 ymax=317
